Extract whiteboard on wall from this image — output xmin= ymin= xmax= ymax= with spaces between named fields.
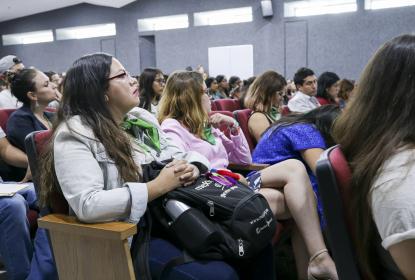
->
xmin=208 ymin=44 xmax=253 ymax=79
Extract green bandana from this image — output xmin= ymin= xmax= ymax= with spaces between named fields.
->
xmin=268 ymin=107 xmax=281 ymax=122
xmin=202 ymin=125 xmax=216 ymax=145
xmin=121 ymin=118 xmax=161 ymax=152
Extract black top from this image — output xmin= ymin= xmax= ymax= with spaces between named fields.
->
xmin=6 ymin=105 xmax=53 ymax=152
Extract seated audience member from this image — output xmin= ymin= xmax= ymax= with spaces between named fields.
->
xmin=34 ymin=53 xmax=249 ymax=280
xmin=238 ymin=76 xmax=256 ymax=108
xmin=159 ymin=71 xmax=338 ymax=280
xmin=252 ymin=105 xmax=341 ymax=228
xmin=288 ymin=67 xmax=320 ymax=113
xmin=229 ymin=76 xmax=242 ymax=92
xmin=6 ymin=69 xmax=59 ymax=152
xmin=215 ymin=75 xmax=229 ymax=99
xmin=337 ymin=79 xmax=355 ymax=108
xmin=0 ymin=126 xmax=37 ymax=280
xmin=244 ymin=70 xmax=287 ymax=143
xmin=228 ymin=76 xmax=242 ymax=100
xmin=138 ymin=68 xmax=164 ymax=117
xmin=334 ymin=34 xmax=415 ymax=279
xmin=196 ymin=64 xmax=208 ymax=80
xmin=229 ymin=85 xmax=241 ymax=100
xmin=205 ymin=77 xmax=221 ymax=100
xmin=0 ymin=55 xmax=25 ymax=109
xmin=316 ymin=72 xmax=340 ymax=105
xmin=159 ymin=71 xmax=252 ymax=169
xmin=44 ymin=71 xmax=63 ymax=109
xmin=44 ymin=71 xmax=62 ymax=88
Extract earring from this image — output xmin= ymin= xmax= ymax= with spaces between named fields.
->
xmin=104 ymin=95 xmax=109 ymax=102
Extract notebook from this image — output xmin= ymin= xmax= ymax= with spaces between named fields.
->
xmin=0 ymin=183 xmax=30 ymax=197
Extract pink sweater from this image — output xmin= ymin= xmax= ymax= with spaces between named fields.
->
xmin=161 ymin=118 xmax=252 ymax=169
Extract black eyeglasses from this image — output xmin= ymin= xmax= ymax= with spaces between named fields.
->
xmin=107 ymin=70 xmax=131 ymax=80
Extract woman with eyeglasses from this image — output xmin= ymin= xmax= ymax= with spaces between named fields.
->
xmin=31 ymin=53 xmax=245 ymax=280
xmin=244 ymin=70 xmax=286 ymax=144
xmin=159 ymin=71 xmax=252 ymax=169
xmin=138 ymin=68 xmax=165 ymax=117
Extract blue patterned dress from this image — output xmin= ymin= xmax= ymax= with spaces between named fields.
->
xmin=252 ymin=123 xmax=326 ymax=227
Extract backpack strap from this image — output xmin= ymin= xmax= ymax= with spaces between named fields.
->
xmin=154 ymin=250 xmax=197 ymax=280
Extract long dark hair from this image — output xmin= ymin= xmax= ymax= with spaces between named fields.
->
xmin=316 ymin=71 xmax=340 ymax=102
xmin=334 ymin=34 xmax=415 ymax=279
xmin=9 ymin=68 xmax=37 ymax=106
xmin=139 ymin=68 xmax=163 ymax=111
xmin=267 ymin=105 xmax=341 ymax=147
xmin=39 ymin=53 xmax=140 ymax=207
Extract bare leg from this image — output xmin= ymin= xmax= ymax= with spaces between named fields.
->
xmin=292 ymin=225 xmax=308 ymax=280
xmin=258 ymin=159 xmax=338 ymax=280
xmin=258 ymin=188 xmax=290 ymax=219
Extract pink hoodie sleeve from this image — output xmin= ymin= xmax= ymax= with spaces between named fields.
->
xmin=213 ymin=128 xmax=252 ymax=165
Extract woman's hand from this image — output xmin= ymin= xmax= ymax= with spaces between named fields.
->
xmin=147 ymin=164 xmax=184 ymax=200
xmin=166 ymin=159 xmax=200 ymax=186
xmin=209 ymin=113 xmax=235 ymax=128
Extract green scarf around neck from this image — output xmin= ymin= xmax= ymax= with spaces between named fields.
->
xmin=268 ymin=106 xmax=281 ymax=122
xmin=201 ymin=125 xmax=216 ymax=145
xmin=121 ymin=118 xmax=161 ymax=152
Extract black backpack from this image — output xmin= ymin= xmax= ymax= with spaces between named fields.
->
xmin=131 ymin=160 xmax=276 ymax=279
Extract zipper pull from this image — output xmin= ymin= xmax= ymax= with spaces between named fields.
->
xmin=207 ymin=201 xmax=215 ymax=217
xmin=238 ymin=239 xmax=245 ymax=257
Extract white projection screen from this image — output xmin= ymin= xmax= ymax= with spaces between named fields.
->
xmin=208 ymin=44 xmax=253 ymax=79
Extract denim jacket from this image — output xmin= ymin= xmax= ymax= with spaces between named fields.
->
xmin=53 ymin=108 xmax=210 ymax=224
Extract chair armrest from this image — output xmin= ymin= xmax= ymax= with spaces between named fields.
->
xmin=38 ymin=214 xmax=137 ymax=240
xmin=228 ymin=162 xmax=269 ymax=172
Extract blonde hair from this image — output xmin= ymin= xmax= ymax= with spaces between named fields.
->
xmin=158 ymin=71 xmax=208 ymax=138
xmin=244 ymin=70 xmax=286 ymax=112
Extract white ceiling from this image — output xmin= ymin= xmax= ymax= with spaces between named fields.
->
xmin=0 ymin=0 xmax=136 ymax=23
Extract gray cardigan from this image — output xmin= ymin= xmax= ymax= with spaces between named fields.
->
xmin=53 ymin=108 xmax=210 ymax=224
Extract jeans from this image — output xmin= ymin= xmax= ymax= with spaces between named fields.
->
xmin=27 ymin=228 xmax=58 ymax=280
xmin=0 ymin=184 xmax=37 ymax=280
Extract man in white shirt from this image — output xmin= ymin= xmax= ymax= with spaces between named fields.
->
xmin=0 ymin=55 xmax=25 ymax=109
xmin=288 ymin=67 xmax=320 ymax=113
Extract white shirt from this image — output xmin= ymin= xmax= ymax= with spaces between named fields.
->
xmin=0 ymin=89 xmax=21 ymax=109
xmin=371 ymin=147 xmax=415 ymax=249
xmin=287 ymin=91 xmax=320 ymax=113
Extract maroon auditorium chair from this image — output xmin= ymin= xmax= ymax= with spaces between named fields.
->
xmin=232 ymin=109 xmax=255 ymax=153
xmin=0 ymin=109 xmax=16 ymax=131
xmin=212 ymin=99 xmax=241 ymax=112
xmin=316 ymin=145 xmax=361 ymax=279
xmin=280 ymin=105 xmax=291 ymax=116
